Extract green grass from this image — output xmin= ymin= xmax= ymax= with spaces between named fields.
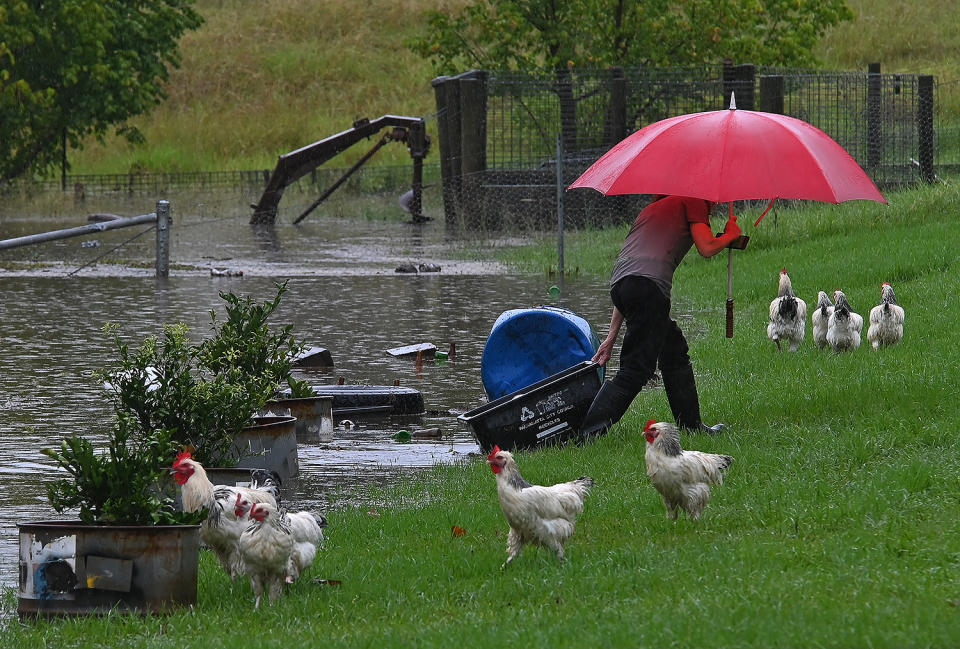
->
xmin=5 ymin=180 xmax=960 ymax=648
xmin=64 ymin=0 xmax=960 ymax=175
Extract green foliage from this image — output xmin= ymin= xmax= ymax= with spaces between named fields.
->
xmin=100 ymin=321 xmax=257 ymax=467
xmin=0 ymin=0 xmax=203 ymax=184
xmin=41 ymin=414 xmax=206 ymax=526
xmin=195 ymin=280 xmax=307 ymax=403
xmin=407 ymin=0 xmax=855 ymax=74
xmin=286 ymin=376 xmax=316 ymax=399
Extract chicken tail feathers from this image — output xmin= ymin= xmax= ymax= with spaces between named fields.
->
xmin=250 ymin=469 xmax=283 ymax=504
xmin=777 ymin=296 xmax=798 ymax=320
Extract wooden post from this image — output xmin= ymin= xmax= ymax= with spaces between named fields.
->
xmin=723 ymin=63 xmax=755 ymax=109
xmin=867 ymin=62 xmax=883 ymax=171
xmin=917 ymin=75 xmax=935 ymax=184
xmin=605 ymin=66 xmax=627 ymax=147
xmin=155 ymin=200 xmax=170 ymax=278
xmin=432 ymin=75 xmax=461 ymax=227
xmin=459 ymin=71 xmax=488 ymax=228
xmin=759 ymin=75 xmax=785 ymax=114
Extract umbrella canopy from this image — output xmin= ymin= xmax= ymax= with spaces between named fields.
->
xmin=568 ymin=99 xmax=887 ymax=206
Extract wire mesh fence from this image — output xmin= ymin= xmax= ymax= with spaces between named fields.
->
xmin=434 ymin=64 xmax=949 ymax=233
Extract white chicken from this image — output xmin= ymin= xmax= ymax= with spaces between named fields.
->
xmin=767 ymin=268 xmax=807 ymax=351
xmin=171 ymin=451 xmax=282 ymax=578
xmin=643 ymin=420 xmax=733 ymax=521
xmin=867 ymin=282 xmax=905 ymax=350
xmin=486 ymin=445 xmax=593 ymax=566
xmin=236 ymin=494 xmax=327 ymax=583
xmin=238 ymin=502 xmax=295 ymax=608
xmin=171 ymin=451 xmax=281 ymax=514
xmin=827 ymin=289 xmax=863 ymax=352
xmin=811 ymin=290 xmax=834 ymax=349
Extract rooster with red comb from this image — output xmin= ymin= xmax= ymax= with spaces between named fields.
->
xmin=643 ymin=420 xmax=733 ymax=521
xmin=486 ymin=445 xmax=594 ymax=567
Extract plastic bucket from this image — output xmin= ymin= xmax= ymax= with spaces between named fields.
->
xmin=480 ymin=306 xmax=601 ymax=401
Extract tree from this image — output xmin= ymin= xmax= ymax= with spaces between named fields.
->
xmin=0 ymin=0 xmax=203 ymax=185
xmin=407 ymin=0 xmax=854 ymax=74
xmin=407 ymin=0 xmax=853 ymax=152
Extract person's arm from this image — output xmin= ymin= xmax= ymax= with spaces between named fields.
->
xmin=690 ymin=213 xmax=742 ymax=258
xmin=592 ymin=306 xmax=624 ymax=366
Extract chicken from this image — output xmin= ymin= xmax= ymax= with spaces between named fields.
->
xmin=236 ymin=494 xmax=327 ymax=583
xmin=811 ymin=290 xmax=834 ymax=349
xmin=767 ymin=268 xmax=807 ymax=351
xmin=170 ymin=451 xmax=282 ymax=578
xmin=486 ymin=445 xmax=593 ymax=566
xmin=238 ymin=502 xmax=295 ymax=608
xmin=827 ymin=289 xmax=863 ymax=352
xmin=643 ymin=420 xmax=733 ymax=521
xmin=171 ymin=451 xmax=281 ymax=514
xmin=867 ymin=282 xmax=905 ymax=350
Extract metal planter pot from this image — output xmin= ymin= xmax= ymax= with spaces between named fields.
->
xmin=17 ymin=521 xmax=200 ymax=618
xmin=233 ymin=415 xmax=298 ymax=481
xmin=263 ymin=396 xmax=334 ymax=443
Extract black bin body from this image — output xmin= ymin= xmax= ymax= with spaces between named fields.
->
xmin=459 ymin=361 xmax=602 ymax=452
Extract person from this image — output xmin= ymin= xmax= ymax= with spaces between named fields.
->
xmin=579 ymin=195 xmax=742 ymax=438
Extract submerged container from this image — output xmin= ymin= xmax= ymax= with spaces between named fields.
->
xmin=234 ymin=415 xmax=298 ymax=480
xmin=18 ymin=521 xmax=199 ymax=618
xmin=480 ymin=306 xmax=601 ymax=401
xmin=265 ymin=395 xmax=335 ymax=443
xmin=309 ymin=385 xmax=425 ymax=418
xmin=459 ymin=360 xmax=602 ymax=451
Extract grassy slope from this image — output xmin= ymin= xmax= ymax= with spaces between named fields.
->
xmin=4 ymin=183 xmax=960 ymax=647
xmin=68 ymin=0 xmax=959 ymax=174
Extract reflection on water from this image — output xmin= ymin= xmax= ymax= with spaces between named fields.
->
xmin=0 ymin=194 xmax=611 ymax=590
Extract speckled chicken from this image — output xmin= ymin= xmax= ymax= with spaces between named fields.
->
xmin=827 ymin=289 xmax=863 ymax=352
xmin=767 ymin=268 xmax=807 ymax=351
xmin=238 ymin=502 xmax=295 ymax=608
xmin=811 ymin=290 xmax=834 ymax=349
xmin=171 ymin=452 xmax=281 ymax=579
xmin=643 ymin=420 xmax=733 ymax=521
xmin=867 ymin=282 xmax=905 ymax=350
xmin=486 ymin=446 xmax=593 ymax=566
xmin=235 ymin=494 xmax=327 ymax=583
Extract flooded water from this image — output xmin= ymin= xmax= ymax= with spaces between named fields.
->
xmin=0 ymin=192 xmax=612 ymax=590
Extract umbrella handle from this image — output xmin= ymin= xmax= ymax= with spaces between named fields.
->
xmin=726 ymin=298 xmax=734 ymax=338
xmin=725 ymin=245 xmax=734 ymax=338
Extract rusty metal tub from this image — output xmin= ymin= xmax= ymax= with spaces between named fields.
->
xmin=18 ymin=521 xmax=200 ymax=618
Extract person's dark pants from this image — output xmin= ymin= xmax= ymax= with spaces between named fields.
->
xmin=580 ymin=275 xmax=703 ymax=437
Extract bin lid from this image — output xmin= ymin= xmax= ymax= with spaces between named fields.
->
xmin=480 ymin=306 xmax=601 ymax=400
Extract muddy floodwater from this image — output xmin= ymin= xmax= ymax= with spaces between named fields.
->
xmin=0 ymin=192 xmax=614 ymax=590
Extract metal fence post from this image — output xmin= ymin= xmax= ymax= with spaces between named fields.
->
xmin=867 ymin=62 xmax=883 ymax=171
xmin=556 ymin=136 xmax=565 ymax=277
xmin=917 ymin=75 xmax=935 ymax=183
xmin=155 ymin=200 xmax=170 ymax=278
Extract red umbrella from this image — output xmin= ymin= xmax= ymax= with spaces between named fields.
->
xmin=568 ymin=95 xmax=887 ymax=336
xmin=569 ymin=96 xmax=887 ymax=207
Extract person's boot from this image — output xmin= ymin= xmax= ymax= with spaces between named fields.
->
xmin=578 ymin=380 xmax=637 ymax=440
xmin=660 ymin=363 xmax=725 ymax=434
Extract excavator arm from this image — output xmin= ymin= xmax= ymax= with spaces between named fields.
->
xmin=250 ymin=115 xmax=430 ymax=225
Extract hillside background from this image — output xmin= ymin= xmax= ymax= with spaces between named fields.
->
xmin=67 ymin=0 xmax=960 ymax=175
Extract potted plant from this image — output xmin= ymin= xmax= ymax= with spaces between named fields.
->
xmin=20 ymin=413 xmax=206 ymax=617
xmin=197 ymin=281 xmax=332 ymax=446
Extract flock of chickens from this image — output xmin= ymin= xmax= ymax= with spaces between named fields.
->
xmin=767 ymin=269 xmax=905 ymax=352
xmin=484 ymin=419 xmax=733 ymax=567
xmin=169 ymin=417 xmax=735 ymax=601
xmin=171 ymin=452 xmax=327 ymax=608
